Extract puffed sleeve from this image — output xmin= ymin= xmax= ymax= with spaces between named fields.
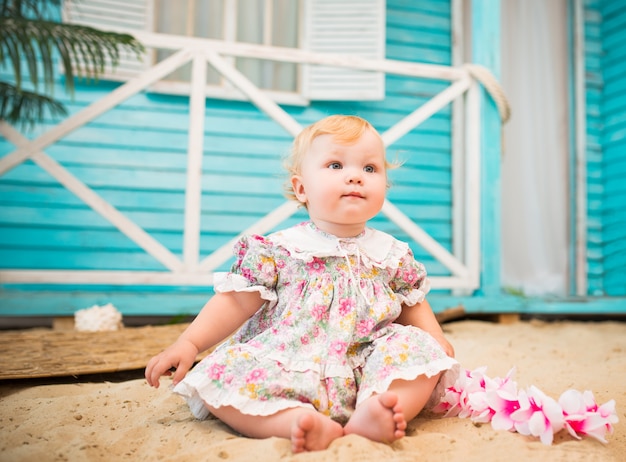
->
xmin=213 ymin=234 xmax=278 ymax=304
xmin=388 ymin=249 xmax=431 ymax=306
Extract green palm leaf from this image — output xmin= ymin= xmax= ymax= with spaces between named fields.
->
xmin=0 ymin=81 xmax=67 ymax=127
xmin=0 ymin=0 xmax=144 ymax=127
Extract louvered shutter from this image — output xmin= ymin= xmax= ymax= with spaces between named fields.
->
xmin=62 ymin=0 xmax=153 ymax=80
xmin=301 ymin=0 xmax=386 ymax=101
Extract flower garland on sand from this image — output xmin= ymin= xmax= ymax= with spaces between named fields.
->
xmin=432 ymin=367 xmax=619 ymax=445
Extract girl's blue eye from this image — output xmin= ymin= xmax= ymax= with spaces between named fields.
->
xmin=364 ymin=165 xmax=375 ymax=173
xmin=328 ymin=162 xmax=342 ymax=169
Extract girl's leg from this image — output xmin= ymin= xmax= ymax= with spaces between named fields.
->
xmin=344 ymin=373 xmax=441 ymax=444
xmin=205 ymin=403 xmax=344 ymax=453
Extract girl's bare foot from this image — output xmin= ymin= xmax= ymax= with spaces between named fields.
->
xmin=343 ymin=392 xmax=407 ymax=443
xmin=291 ymin=412 xmax=344 ymax=453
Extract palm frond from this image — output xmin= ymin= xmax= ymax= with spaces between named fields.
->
xmin=0 ymin=81 xmax=67 ymax=129
xmin=0 ymin=1 xmax=144 ymax=127
xmin=0 ymin=15 xmax=144 ymax=94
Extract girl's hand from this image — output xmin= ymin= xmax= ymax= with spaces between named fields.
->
xmin=145 ymin=339 xmax=199 ymax=388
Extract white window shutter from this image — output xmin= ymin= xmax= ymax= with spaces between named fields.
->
xmin=63 ymin=0 xmax=153 ymax=81
xmin=301 ymin=0 xmax=386 ymax=101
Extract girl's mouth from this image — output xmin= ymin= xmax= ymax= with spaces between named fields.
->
xmin=343 ymin=192 xmax=364 ymax=198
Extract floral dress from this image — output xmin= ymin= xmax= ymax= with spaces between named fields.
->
xmin=174 ymin=221 xmax=459 ymax=424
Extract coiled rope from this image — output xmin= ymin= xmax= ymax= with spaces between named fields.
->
xmin=463 ymin=63 xmax=511 ymax=124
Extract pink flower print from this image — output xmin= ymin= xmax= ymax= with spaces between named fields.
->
xmin=377 ymin=364 xmax=394 ymax=381
xmin=306 ymin=257 xmax=326 ymax=275
xmin=338 ymin=298 xmax=355 ymax=316
xmin=207 ymin=363 xmax=226 ymax=381
xmin=311 ymin=325 xmax=321 ymax=338
xmin=510 ymin=386 xmax=565 ymax=445
xmin=300 ymin=334 xmax=310 ymax=345
xmin=559 ymin=389 xmax=619 ymax=443
xmin=310 ymin=303 xmax=328 ymax=321
xmin=356 ymin=318 xmax=375 ymax=338
xmin=257 ymin=256 xmax=275 ymax=279
xmin=241 ymin=267 xmax=255 ymax=282
xmin=402 ymin=268 xmax=419 ymax=286
xmin=245 ymin=368 xmax=267 ymax=384
xmin=329 ymin=340 xmax=347 ymax=358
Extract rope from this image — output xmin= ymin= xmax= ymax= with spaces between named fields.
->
xmin=463 ymin=63 xmax=512 ymax=124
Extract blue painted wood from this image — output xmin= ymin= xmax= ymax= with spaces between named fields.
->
xmin=472 ymin=0 xmax=502 ymax=297
xmin=597 ymin=0 xmax=626 ymax=295
xmin=0 ymin=290 xmax=624 ymax=317
xmin=584 ymin=0 xmax=605 ymax=296
xmin=0 ymin=0 xmax=515 ymax=316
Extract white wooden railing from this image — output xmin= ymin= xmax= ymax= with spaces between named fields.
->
xmin=0 ymin=31 xmax=488 ymax=290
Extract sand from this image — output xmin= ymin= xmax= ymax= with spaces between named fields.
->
xmin=0 ymin=318 xmax=624 ymax=461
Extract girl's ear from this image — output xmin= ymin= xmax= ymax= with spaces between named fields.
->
xmin=291 ymin=175 xmax=307 ymax=204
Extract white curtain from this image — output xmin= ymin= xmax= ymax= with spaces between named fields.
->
xmin=154 ymin=0 xmax=298 ymax=90
xmin=500 ymin=0 xmax=570 ymax=296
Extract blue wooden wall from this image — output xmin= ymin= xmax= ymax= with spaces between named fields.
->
xmin=584 ymin=0 xmax=626 ymax=296
xmin=0 ymin=1 xmax=458 ymax=316
xmin=583 ymin=0 xmax=604 ymax=295
xmin=598 ymin=1 xmax=626 ymax=296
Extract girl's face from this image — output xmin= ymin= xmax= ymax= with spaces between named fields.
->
xmin=291 ymin=128 xmax=387 ymax=237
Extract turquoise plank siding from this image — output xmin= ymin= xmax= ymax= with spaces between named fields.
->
xmin=584 ymin=0 xmax=605 ymax=295
xmin=599 ymin=0 xmax=626 ymax=295
xmin=473 ymin=0 xmax=502 ymax=296
xmin=584 ymin=0 xmax=626 ymax=296
xmin=0 ymin=0 xmax=458 ymax=316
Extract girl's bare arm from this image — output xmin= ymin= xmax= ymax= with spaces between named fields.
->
xmin=145 ymin=291 xmax=264 ymax=387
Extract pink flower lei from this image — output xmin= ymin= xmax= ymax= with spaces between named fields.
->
xmin=432 ymin=367 xmax=619 ymax=445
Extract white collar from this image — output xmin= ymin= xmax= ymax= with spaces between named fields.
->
xmin=270 ymin=222 xmax=407 ymax=268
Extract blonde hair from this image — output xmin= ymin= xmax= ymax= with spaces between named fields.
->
xmin=283 ymin=115 xmax=398 ymax=202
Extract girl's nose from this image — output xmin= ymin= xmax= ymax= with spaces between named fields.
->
xmin=346 ymin=169 xmax=363 ymax=184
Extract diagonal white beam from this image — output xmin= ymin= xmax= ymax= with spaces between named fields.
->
xmin=0 ymin=48 xmax=195 ymax=177
xmin=381 ymin=76 xmax=471 ymax=146
xmin=204 ymin=49 xmax=303 ymax=136
xmin=198 ymin=201 xmax=300 ymax=272
xmin=382 ymin=200 xmax=469 ymax=278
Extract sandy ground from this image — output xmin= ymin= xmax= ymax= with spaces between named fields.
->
xmin=0 ymin=318 xmax=624 ymax=462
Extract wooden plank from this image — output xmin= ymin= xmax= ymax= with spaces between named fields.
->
xmin=593 ymin=1 xmax=626 ymax=297
xmin=1 ymin=165 xmax=285 ymax=195
xmin=0 ymin=184 xmax=286 ymax=213
xmin=1 ymin=291 xmax=625 ymax=318
xmin=473 ymin=0 xmax=502 ymax=296
xmin=0 ymin=323 xmax=208 ymax=380
xmin=386 ymin=8 xmax=450 ymax=31
xmin=583 ymin=0 xmax=601 ymax=296
xmin=182 ymin=53 xmax=208 ymax=270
